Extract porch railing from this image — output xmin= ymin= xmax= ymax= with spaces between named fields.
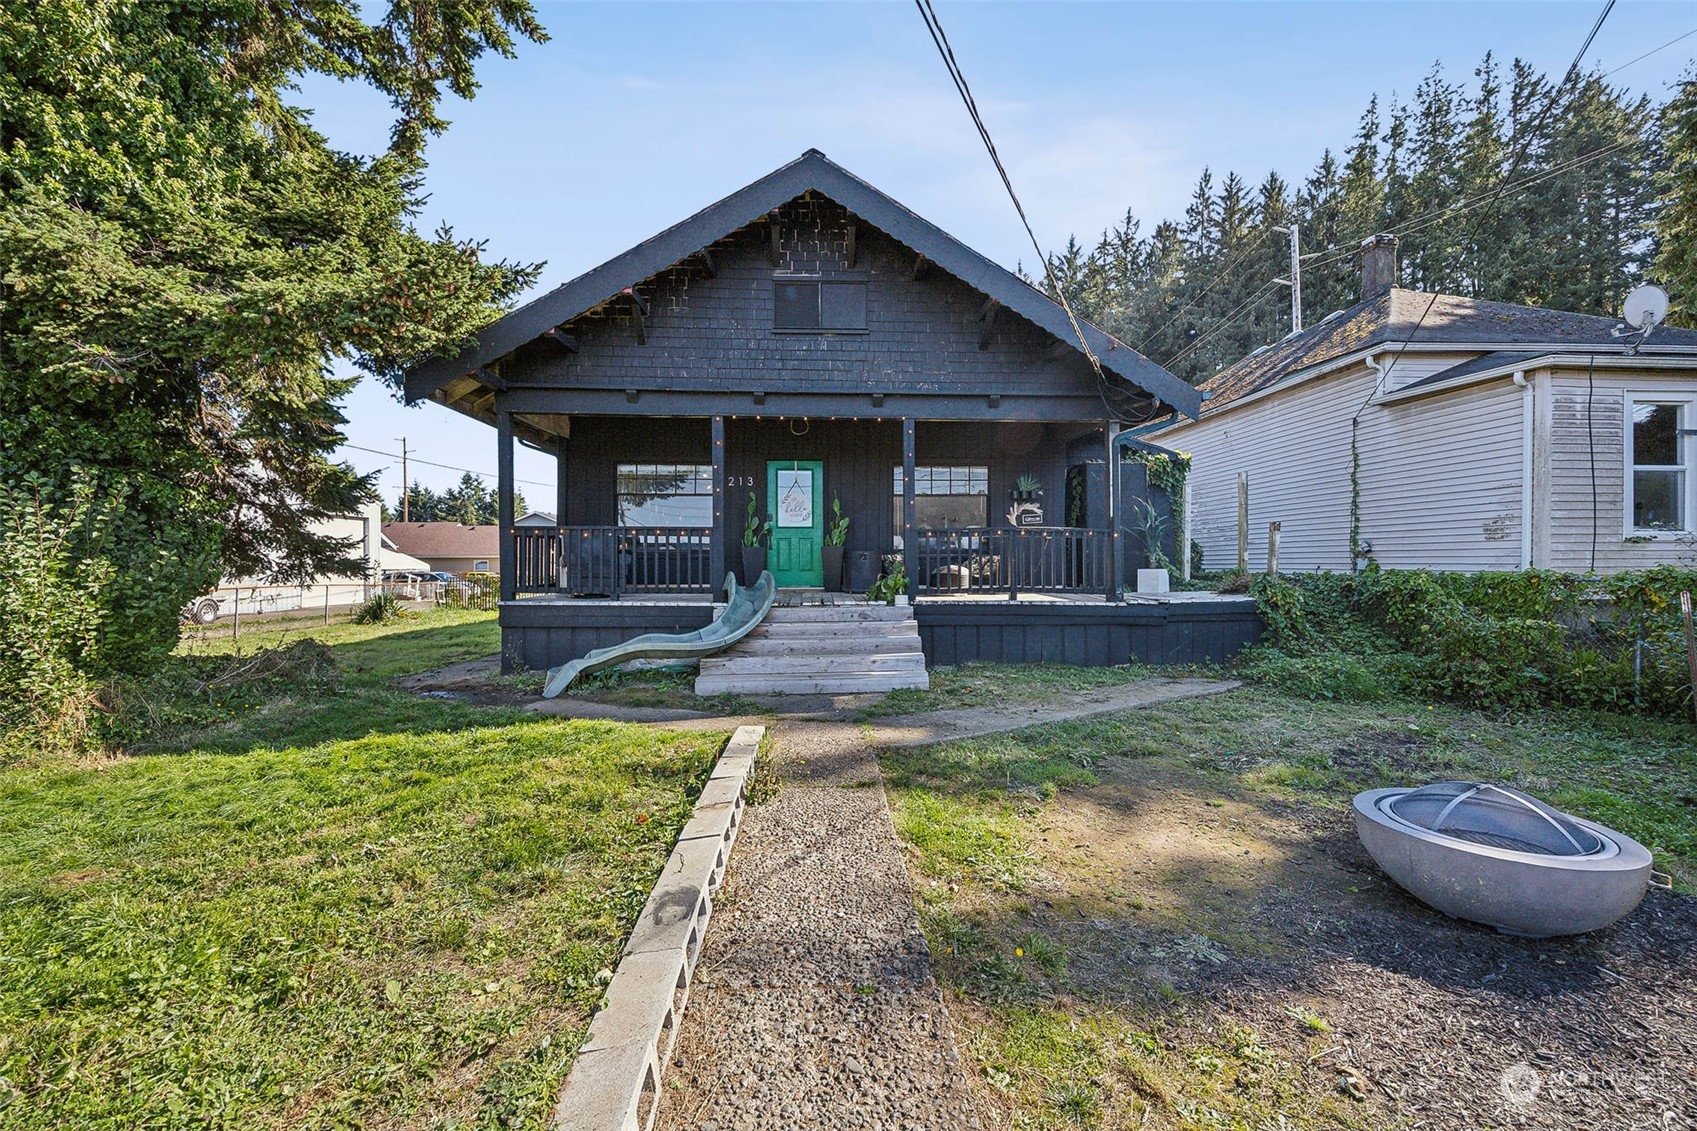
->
xmin=912 ymin=527 xmax=1108 ymax=597
xmin=512 ymin=526 xmax=714 ymax=596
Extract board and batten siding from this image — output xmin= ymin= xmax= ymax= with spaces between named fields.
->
xmin=1538 ymin=366 xmax=1695 ymax=574
xmin=1161 ymin=353 xmax=1520 ymax=573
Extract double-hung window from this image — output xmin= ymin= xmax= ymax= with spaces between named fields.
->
xmin=1628 ymin=399 xmax=1692 ymax=533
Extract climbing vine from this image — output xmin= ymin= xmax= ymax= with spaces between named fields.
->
xmin=1122 ymin=447 xmax=1193 ymax=573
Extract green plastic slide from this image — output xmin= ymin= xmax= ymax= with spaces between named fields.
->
xmin=541 ymin=571 xmax=777 ymax=698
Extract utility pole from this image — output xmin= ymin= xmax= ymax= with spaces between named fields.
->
xmin=397 ymin=437 xmax=409 ymax=521
xmin=1272 ymin=224 xmax=1302 ymax=334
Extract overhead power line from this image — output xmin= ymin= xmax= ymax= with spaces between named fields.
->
xmin=341 ymin=442 xmax=555 ymax=490
xmin=914 ymin=0 xmax=1151 ymax=421
xmin=1356 ymin=0 xmax=1618 ymax=427
xmin=1163 ymin=128 xmax=1640 ymax=372
xmin=1140 ymin=6 xmax=1661 ymax=374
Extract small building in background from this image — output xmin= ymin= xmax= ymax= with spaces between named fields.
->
xmin=1151 ymin=235 xmax=1697 ymax=575
xmin=382 ymin=522 xmax=500 ymax=575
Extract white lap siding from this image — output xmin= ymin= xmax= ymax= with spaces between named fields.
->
xmin=1168 ymin=364 xmax=1376 ymax=573
xmin=1540 ymin=366 xmax=1696 ymax=574
xmin=1165 ymin=354 xmax=1501 ymax=574
xmin=1357 ymin=380 xmax=1524 ymax=571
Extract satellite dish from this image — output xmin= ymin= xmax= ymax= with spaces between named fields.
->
xmin=1622 ymin=284 xmax=1669 ymax=331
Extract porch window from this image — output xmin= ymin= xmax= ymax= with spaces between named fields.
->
xmin=617 ymin=463 xmax=713 ymax=527
xmin=1629 ymin=401 xmax=1690 ymax=533
xmin=892 ymin=465 xmax=989 ymax=533
xmin=773 ymin=280 xmax=866 ymax=331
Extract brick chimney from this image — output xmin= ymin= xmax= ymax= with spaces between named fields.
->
xmin=1359 ymin=233 xmax=1399 ymax=301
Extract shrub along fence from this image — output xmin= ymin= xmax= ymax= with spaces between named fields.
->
xmin=1246 ymin=567 xmax=1697 ymax=718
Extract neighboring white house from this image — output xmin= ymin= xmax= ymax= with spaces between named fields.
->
xmin=185 ymin=502 xmax=417 ymax=622
xmin=1151 ymin=235 xmax=1697 ymax=575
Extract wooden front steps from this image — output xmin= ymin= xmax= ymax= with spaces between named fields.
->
xmin=694 ymin=603 xmax=930 ymax=695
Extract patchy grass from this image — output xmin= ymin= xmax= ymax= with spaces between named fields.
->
xmin=178 ymin=605 xmax=500 ymax=683
xmin=567 ymin=665 xmax=763 ymax=716
xmin=859 ymin=662 xmax=1156 ymax=719
xmin=0 ymin=607 xmax=728 ymax=1128
xmin=884 ymin=687 xmax=1697 ymax=1128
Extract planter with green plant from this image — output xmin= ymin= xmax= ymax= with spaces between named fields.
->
xmin=1010 ymin=473 xmax=1044 ymax=525
xmin=740 ymin=491 xmax=772 ymax=583
xmin=1129 ymin=496 xmax=1173 ymax=594
xmin=869 ymin=558 xmax=909 ymax=605
xmin=822 ymin=496 xmax=850 ymax=591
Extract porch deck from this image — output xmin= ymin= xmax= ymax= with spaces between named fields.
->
xmin=500 ymin=586 xmax=1260 ymax=673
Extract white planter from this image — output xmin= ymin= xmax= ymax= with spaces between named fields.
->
xmin=1136 ymin=568 xmax=1170 ymax=594
xmin=893 ymin=594 xmax=910 ymax=606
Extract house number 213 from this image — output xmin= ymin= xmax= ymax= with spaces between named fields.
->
xmin=726 ymin=476 xmax=755 ymax=488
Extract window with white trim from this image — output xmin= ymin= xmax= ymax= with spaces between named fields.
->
xmin=1628 ymin=400 xmax=1691 ymax=533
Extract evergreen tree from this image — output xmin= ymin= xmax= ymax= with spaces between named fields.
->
xmin=1 ymin=1 xmax=545 ymax=676
xmin=1063 ymin=51 xmax=1667 ymax=385
xmin=1654 ymin=68 xmax=1697 ymax=324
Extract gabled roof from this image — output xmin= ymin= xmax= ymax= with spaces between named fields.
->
xmin=1195 ymin=288 xmax=1697 ymax=416
xmin=381 ymin=522 xmax=499 ymax=559
xmin=404 ymin=149 xmax=1199 ymax=419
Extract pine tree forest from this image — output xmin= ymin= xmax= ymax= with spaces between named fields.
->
xmin=1041 ymin=55 xmax=1674 ymax=385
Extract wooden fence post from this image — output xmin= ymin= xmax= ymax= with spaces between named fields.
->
xmin=1180 ymin=478 xmax=1193 ymax=583
xmin=1681 ymin=591 xmax=1696 ymax=724
xmin=1267 ymin=522 xmax=1281 ymax=577
xmin=1236 ymin=472 xmax=1248 ymax=572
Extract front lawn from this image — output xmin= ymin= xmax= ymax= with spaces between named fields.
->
xmin=883 ymin=687 xmax=1697 ymax=1129
xmin=0 ymin=608 xmax=726 ymax=1128
xmin=858 ymin=662 xmax=1156 ymax=719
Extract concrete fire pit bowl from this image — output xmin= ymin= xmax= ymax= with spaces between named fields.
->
xmin=1353 ymin=782 xmax=1654 ymax=938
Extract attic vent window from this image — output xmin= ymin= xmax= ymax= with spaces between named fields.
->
xmin=774 ymin=280 xmax=866 ymax=332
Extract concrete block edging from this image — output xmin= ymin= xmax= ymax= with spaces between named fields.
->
xmin=550 ymin=724 xmax=763 ymax=1131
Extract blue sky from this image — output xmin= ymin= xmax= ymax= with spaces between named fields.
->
xmin=309 ymin=1 xmax=1695 ymax=506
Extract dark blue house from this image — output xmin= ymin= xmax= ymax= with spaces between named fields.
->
xmin=404 ymin=151 xmax=1257 ymax=673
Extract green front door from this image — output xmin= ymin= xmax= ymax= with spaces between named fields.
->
xmin=767 ymin=460 xmax=824 ymax=587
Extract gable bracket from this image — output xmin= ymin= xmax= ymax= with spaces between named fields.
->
xmin=977 ymin=298 xmax=1002 ymax=351
xmin=912 ymin=253 xmax=930 ymax=281
xmin=472 ymin=366 xmax=508 ymax=392
xmin=768 ymin=210 xmax=782 ymax=267
xmin=694 ymin=249 xmax=717 ymax=278
xmin=542 ymin=327 xmax=578 ymax=354
xmin=622 ymin=288 xmax=648 ymax=345
xmin=845 ymin=224 xmax=857 ymax=269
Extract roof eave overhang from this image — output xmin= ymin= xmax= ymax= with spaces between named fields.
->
xmin=1160 ymin=340 xmax=1697 ymax=431
xmin=402 ymin=151 xmax=1200 ymax=421
xmin=1376 ymin=349 xmax=1697 ymax=405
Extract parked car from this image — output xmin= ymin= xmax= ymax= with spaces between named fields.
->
xmin=426 ymin=571 xmax=459 ymax=583
xmin=182 ymin=595 xmax=222 ymax=624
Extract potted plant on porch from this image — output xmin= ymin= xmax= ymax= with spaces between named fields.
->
xmin=821 ymin=496 xmax=850 ymax=591
xmin=740 ymin=491 xmax=772 ymax=582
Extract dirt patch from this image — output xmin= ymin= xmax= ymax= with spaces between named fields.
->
xmin=917 ymin=761 xmax=1697 ymax=1128
xmin=394 ymin=655 xmax=538 ymax=706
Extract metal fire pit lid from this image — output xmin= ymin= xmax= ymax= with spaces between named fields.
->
xmin=1384 ymin=782 xmax=1604 ymax=857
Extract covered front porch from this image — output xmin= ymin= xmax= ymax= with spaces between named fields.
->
xmin=493 ymin=415 xmax=1133 ymax=604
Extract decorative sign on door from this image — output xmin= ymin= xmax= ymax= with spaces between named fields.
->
xmin=776 ymin=469 xmax=814 ymax=527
